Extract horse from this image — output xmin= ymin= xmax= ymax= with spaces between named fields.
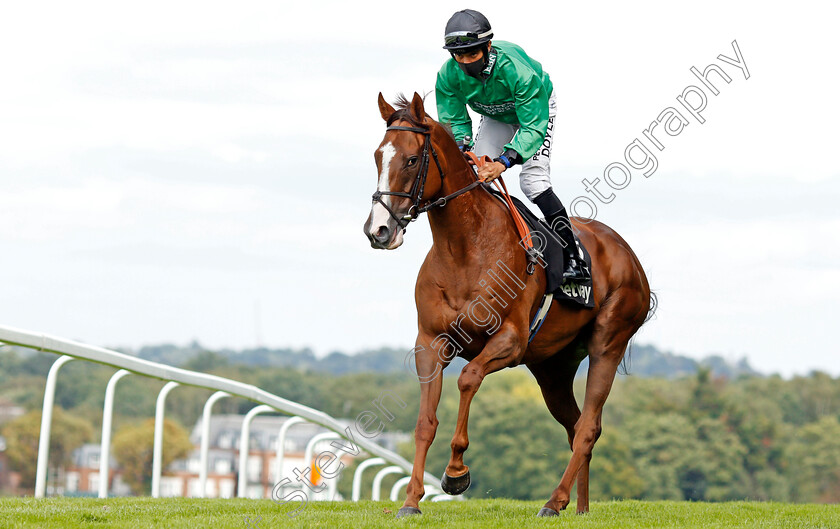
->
xmin=363 ymin=92 xmax=653 ymax=518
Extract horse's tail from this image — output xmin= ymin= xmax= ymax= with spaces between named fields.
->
xmin=645 ymin=290 xmax=659 ymax=324
xmin=619 ymin=290 xmax=658 ymax=375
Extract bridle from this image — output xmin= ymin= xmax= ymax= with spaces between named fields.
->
xmin=371 ymin=122 xmax=541 ymax=274
xmin=371 ymin=125 xmax=443 ymax=231
xmin=371 ymin=124 xmax=486 ymax=232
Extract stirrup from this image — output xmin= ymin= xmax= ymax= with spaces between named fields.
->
xmin=563 ymin=258 xmax=589 ymax=280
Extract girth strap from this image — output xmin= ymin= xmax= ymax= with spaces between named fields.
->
xmin=528 ymin=293 xmax=554 ymax=343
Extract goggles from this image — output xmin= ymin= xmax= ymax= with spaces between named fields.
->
xmin=444 ymin=30 xmax=492 ymax=47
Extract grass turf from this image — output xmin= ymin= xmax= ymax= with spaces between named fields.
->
xmin=0 ymin=498 xmax=838 ymax=528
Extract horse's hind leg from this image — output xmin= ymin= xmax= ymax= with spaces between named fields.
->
xmin=540 ymin=289 xmax=646 ymax=515
xmin=530 ymin=345 xmax=590 ymax=513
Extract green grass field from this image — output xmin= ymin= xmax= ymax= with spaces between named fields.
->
xmin=1 ymin=498 xmax=838 ymax=529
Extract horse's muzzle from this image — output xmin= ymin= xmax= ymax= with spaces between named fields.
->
xmin=363 ymin=215 xmax=404 ymax=250
xmin=368 ymin=225 xmax=391 ymax=248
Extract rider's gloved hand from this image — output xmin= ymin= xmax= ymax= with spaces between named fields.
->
xmin=478 ymin=161 xmax=506 ymax=182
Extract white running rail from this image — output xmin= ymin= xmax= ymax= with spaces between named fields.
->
xmin=0 ymin=324 xmax=443 ymax=500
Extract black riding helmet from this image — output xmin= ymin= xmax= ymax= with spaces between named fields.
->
xmin=442 ymin=9 xmax=493 ymax=51
xmin=443 ymin=9 xmax=493 ymax=78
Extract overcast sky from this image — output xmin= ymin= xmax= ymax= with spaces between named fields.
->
xmin=0 ymin=1 xmax=837 ymax=377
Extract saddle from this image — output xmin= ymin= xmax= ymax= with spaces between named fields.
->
xmin=486 ymin=189 xmax=594 ymax=309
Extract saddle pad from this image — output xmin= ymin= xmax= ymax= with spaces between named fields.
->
xmin=487 ymin=188 xmax=594 ymax=308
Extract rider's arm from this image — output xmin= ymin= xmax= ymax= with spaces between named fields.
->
xmin=503 ymin=71 xmax=550 ymax=163
xmin=436 ymin=70 xmax=473 ymax=149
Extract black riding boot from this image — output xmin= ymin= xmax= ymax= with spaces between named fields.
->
xmin=533 ymin=189 xmax=588 ymax=281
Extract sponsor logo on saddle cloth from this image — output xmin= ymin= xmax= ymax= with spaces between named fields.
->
xmin=558 ymin=278 xmax=592 ymax=304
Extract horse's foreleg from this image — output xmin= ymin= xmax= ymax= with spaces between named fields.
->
xmin=442 ymin=328 xmax=522 ymax=495
xmin=399 ymin=340 xmax=446 ymax=517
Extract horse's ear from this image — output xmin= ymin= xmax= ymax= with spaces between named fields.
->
xmin=409 ymin=92 xmax=426 ymax=122
xmin=378 ymin=92 xmax=396 ymax=122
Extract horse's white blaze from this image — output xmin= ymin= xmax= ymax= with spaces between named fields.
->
xmin=369 ymin=142 xmax=396 ymax=234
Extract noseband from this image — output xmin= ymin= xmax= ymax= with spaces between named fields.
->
xmin=371 ymin=125 xmax=445 ymax=232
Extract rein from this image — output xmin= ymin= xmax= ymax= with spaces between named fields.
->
xmin=462 ymin=151 xmax=536 ymax=262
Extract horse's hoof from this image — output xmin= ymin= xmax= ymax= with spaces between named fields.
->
xmin=537 ymin=507 xmax=559 ymax=517
xmin=396 ymin=506 xmax=422 ymax=519
xmin=440 ymin=470 xmax=470 ymax=495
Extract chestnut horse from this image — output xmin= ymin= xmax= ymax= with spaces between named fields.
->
xmin=363 ymin=93 xmax=652 ymax=518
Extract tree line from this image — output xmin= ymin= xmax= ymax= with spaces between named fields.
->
xmin=1 ymin=347 xmax=838 ymax=502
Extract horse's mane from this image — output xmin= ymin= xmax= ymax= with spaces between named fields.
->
xmin=387 ymin=93 xmax=455 ymax=140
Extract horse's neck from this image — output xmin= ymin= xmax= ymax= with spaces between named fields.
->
xmin=427 ymin=144 xmax=506 ymax=263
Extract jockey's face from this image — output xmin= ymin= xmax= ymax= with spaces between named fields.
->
xmin=453 ymin=47 xmax=484 ymax=64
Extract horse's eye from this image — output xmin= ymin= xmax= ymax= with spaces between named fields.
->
xmin=407 ymin=156 xmax=418 ymax=167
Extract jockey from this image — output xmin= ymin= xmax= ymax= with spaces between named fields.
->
xmin=435 ymin=9 xmax=587 ymax=280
